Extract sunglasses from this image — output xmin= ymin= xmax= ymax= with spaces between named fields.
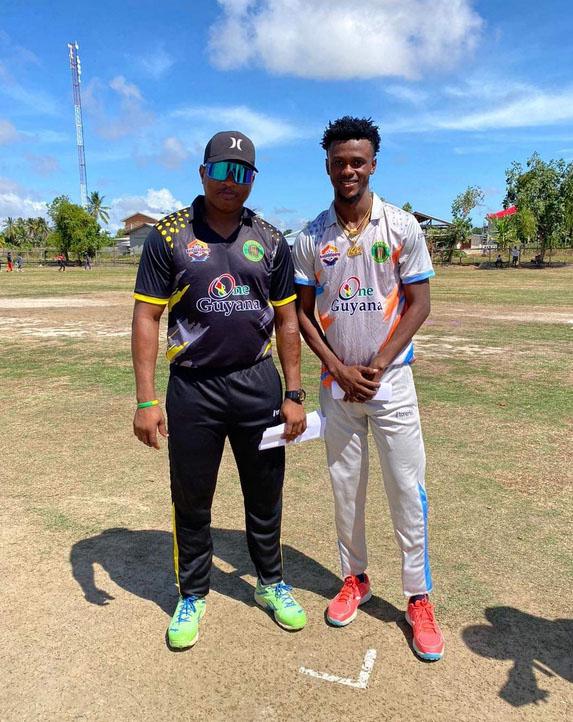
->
xmin=205 ymin=161 xmax=256 ymax=185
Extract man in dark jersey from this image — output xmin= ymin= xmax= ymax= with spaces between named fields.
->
xmin=132 ymin=131 xmax=308 ymax=649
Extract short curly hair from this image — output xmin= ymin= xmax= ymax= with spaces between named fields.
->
xmin=321 ymin=116 xmax=381 ymax=155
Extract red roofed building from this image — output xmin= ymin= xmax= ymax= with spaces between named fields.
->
xmin=487 ymin=205 xmax=517 ymax=220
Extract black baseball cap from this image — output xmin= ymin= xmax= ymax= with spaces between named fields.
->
xmin=203 ymin=130 xmax=257 ymax=171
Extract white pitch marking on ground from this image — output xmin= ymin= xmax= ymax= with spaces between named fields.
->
xmin=299 ymin=648 xmax=377 ymax=689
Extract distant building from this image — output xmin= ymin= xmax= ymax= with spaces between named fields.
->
xmin=283 ymin=230 xmax=300 ymax=248
xmin=121 ymin=212 xmax=162 ymax=254
xmin=412 ymin=211 xmax=454 ymax=250
xmin=122 ymin=212 xmax=162 ymax=232
xmin=412 ymin=211 xmax=452 ymax=231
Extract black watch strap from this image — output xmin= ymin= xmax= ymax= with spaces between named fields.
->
xmin=284 ymin=388 xmax=306 ymax=404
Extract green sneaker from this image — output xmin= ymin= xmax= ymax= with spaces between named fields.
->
xmin=254 ymin=580 xmax=307 ymax=631
xmin=167 ymin=595 xmax=206 ymax=649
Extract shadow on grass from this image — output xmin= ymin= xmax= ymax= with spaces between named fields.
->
xmin=463 ymin=607 xmax=573 ymax=707
xmin=70 ymin=527 xmax=403 ymax=628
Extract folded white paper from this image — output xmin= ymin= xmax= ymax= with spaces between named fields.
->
xmin=331 ymin=380 xmax=393 ymax=402
xmin=258 ymin=410 xmax=325 ymax=450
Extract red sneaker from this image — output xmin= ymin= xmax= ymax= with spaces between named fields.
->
xmin=326 ymin=574 xmax=372 ymax=626
xmin=406 ymin=597 xmax=445 ymax=661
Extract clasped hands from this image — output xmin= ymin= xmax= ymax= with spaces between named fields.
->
xmin=334 ymin=356 xmax=387 ymax=403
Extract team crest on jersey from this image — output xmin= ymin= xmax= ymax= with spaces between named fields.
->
xmin=371 ymin=240 xmax=390 ymax=264
xmin=186 ymin=240 xmax=210 ymax=262
xmin=243 ymin=240 xmax=264 ymax=262
xmin=320 ymin=243 xmax=341 ymax=267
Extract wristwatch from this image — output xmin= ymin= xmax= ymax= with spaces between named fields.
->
xmin=284 ymin=389 xmax=306 ymax=404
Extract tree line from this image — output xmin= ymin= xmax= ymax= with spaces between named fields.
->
xmin=0 ymin=191 xmax=112 ymax=261
xmin=441 ymin=153 xmax=573 ymax=262
xmin=2 ymin=152 xmax=573 ymax=263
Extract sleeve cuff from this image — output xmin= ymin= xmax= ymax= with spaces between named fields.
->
xmin=402 ymin=270 xmax=435 ymax=285
xmin=133 ymin=293 xmax=169 ymax=305
xmin=294 ymin=277 xmax=316 ymax=286
xmin=270 ymin=293 xmax=297 ymax=308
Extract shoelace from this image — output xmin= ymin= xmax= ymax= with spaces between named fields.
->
xmin=337 ymin=576 xmax=360 ymax=603
xmin=273 ymin=582 xmax=297 ymax=608
xmin=177 ymin=595 xmax=200 ymax=623
xmin=411 ymin=599 xmax=439 ymax=633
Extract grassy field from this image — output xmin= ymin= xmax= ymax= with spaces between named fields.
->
xmin=0 ymin=264 xmax=571 ymax=721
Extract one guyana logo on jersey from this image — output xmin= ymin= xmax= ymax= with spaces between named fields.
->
xmin=371 ymin=241 xmax=390 ymax=264
xmin=243 ymin=240 xmax=264 ymax=262
xmin=197 ymin=274 xmax=261 ymax=316
xmin=331 ymin=276 xmax=382 ymax=316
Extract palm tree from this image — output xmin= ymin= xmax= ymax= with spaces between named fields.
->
xmin=493 ymin=216 xmax=516 ymax=255
xmin=28 ymin=217 xmax=50 ymax=246
xmin=87 ymin=191 xmax=110 ymax=225
xmin=2 ymin=217 xmax=16 ymax=244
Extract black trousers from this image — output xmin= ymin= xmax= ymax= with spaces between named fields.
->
xmin=166 ymin=357 xmax=285 ymax=597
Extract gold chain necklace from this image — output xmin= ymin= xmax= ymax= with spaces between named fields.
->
xmin=336 ymin=195 xmax=373 ymax=257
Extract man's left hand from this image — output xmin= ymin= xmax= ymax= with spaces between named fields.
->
xmin=281 ymin=399 xmax=307 ymax=442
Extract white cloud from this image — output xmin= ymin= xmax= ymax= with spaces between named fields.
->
xmin=108 ymin=188 xmax=183 ymax=231
xmin=437 ymin=87 xmax=573 ymax=131
xmin=0 ymin=118 xmax=20 ymax=144
xmin=0 ymin=61 xmax=58 ymax=116
xmin=172 ymin=105 xmax=305 ymax=147
xmin=0 ymin=31 xmax=40 ymax=67
xmin=0 ymin=177 xmax=24 ymax=194
xmin=385 ymin=85 xmax=429 ymax=106
xmin=0 ymin=178 xmax=47 ymax=221
xmin=109 ymin=75 xmax=143 ymax=101
xmin=209 ymin=0 xmax=483 ymax=80
xmin=129 ymin=46 xmax=175 ymax=80
xmin=385 ymin=84 xmax=573 ymax=134
xmin=84 ymin=76 xmax=154 ymax=140
xmin=160 ymin=137 xmax=190 ymax=169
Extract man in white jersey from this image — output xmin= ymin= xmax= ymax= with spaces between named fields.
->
xmin=293 ymin=116 xmax=444 ymax=661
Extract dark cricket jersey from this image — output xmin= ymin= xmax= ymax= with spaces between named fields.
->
xmin=134 ymin=196 xmax=296 ymax=369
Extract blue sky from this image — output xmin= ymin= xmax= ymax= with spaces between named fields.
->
xmin=1 ymin=0 xmax=573 ymax=232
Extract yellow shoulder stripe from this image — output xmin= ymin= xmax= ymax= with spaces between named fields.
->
xmin=133 ymin=293 xmax=169 ymax=306
xmin=271 ymin=293 xmax=297 ymax=308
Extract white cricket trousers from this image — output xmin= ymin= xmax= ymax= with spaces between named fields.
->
xmin=320 ymin=363 xmax=433 ymax=598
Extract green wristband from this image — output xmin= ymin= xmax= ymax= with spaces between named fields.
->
xmin=137 ymin=400 xmax=159 ymax=409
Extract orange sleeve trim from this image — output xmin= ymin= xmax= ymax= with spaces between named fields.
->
xmin=271 ymin=293 xmax=297 ymax=307
xmin=133 ymin=293 xmax=169 ymax=306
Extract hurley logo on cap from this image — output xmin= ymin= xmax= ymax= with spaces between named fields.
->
xmin=204 ymin=130 xmax=257 ymax=171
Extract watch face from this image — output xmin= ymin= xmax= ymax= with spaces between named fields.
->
xmin=286 ymin=389 xmax=306 ymax=402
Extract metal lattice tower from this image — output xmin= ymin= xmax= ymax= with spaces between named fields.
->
xmin=68 ymin=42 xmax=88 ymax=207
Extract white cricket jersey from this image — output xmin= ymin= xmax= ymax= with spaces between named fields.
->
xmin=293 ymin=194 xmax=434 ymax=384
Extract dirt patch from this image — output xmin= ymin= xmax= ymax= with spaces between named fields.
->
xmin=434 ymin=304 xmax=573 ymax=325
xmin=0 ymin=296 xmax=117 ymax=309
xmin=0 ymin=316 xmax=130 ymax=339
xmin=415 ymin=334 xmax=506 ymax=357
